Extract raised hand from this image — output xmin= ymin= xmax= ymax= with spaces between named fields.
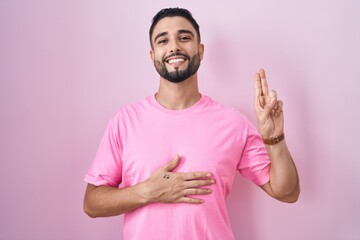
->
xmin=254 ymin=69 xmax=284 ymax=139
xmin=141 ymin=155 xmax=215 ymax=204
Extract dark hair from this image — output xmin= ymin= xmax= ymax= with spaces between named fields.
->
xmin=149 ymin=8 xmax=201 ymax=48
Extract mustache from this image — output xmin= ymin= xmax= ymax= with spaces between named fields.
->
xmin=162 ymin=52 xmax=190 ymax=62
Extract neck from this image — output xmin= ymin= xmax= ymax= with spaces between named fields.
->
xmin=155 ymin=75 xmax=201 ymax=110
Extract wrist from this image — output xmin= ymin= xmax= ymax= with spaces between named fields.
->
xmin=132 ymin=181 xmax=154 ymax=205
xmin=262 ymin=133 xmax=285 ymax=145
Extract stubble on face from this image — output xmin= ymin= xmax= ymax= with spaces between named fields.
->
xmin=154 ymin=52 xmax=201 ymax=83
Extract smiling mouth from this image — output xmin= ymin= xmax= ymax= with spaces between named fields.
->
xmin=164 ymin=53 xmax=189 ymax=65
xmin=167 ymin=58 xmax=186 ymax=64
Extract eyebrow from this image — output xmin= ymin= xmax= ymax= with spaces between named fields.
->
xmin=153 ymin=32 xmax=168 ymax=43
xmin=153 ymin=29 xmax=195 ymax=43
xmin=178 ymin=29 xmax=194 ymax=36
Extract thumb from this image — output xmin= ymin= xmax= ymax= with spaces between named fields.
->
xmin=262 ymin=90 xmax=276 ymax=116
xmin=163 ymin=154 xmax=181 ymax=172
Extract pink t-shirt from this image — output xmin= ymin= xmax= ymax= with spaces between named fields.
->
xmin=85 ymin=95 xmax=270 ymax=240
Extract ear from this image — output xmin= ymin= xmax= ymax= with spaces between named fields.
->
xmin=150 ymin=49 xmax=155 ymax=62
xmin=199 ymin=43 xmax=205 ymax=61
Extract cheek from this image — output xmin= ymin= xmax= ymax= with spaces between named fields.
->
xmin=153 ymin=48 xmax=167 ymax=61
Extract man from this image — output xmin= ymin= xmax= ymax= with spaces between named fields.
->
xmin=83 ymin=7 xmax=299 ymax=240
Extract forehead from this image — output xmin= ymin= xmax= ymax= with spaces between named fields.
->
xmin=152 ymin=16 xmax=197 ymax=41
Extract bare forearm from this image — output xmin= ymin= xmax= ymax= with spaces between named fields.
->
xmin=265 ymin=140 xmax=300 ymax=202
xmin=83 ymin=156 xmax=215 ymax=218
xmin=83 ymin=183 xmax=149 ymax=218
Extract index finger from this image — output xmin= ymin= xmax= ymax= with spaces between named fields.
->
xmin=254 ymin=72 xmax=262 ymax=101
xmin=181 ymin=172 xmax=212 ymax=181
xmin=259 ymin=69 xmax=269 ymax=98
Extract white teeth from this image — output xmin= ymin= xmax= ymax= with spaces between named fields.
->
xmin=168 ymin=58 xmax=185 ymax=64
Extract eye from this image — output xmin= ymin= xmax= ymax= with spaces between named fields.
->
xmin=157 ymin=39 xmax=168 ymax=45
xmin=179 ymin=36 xmax=191 ymax=41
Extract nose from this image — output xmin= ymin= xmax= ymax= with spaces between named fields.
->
xmin=169 ymin=40 xmax=181 ymax=53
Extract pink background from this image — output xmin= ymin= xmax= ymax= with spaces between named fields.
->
xmin=1 ymin=1 xmax=359 ymax=239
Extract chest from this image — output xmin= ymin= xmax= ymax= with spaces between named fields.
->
xmin=120 ymin=113 xmax=245 ymax=189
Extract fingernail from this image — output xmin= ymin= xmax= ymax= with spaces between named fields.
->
xmin=206 ymin=173 xmax=211 ymax=177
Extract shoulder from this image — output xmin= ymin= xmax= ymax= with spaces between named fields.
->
xmin=112 ymin=96 xmax=151 ymax=117
xmin=104 ymin=96 xmax=153 ymax=128
xmin=203 ymin=96 xmax=258 ymax=140
xmin=204 ymin=96 xmax=251 ymax=123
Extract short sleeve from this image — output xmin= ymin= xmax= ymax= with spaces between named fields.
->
xmin=237 ymin=120 xmax=270 ymax=186
xmin=84 ymin=117 xmax=123 ymax=187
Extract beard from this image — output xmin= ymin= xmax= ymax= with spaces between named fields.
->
xmin=154 ymin=52 xmax=201 ymax=83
